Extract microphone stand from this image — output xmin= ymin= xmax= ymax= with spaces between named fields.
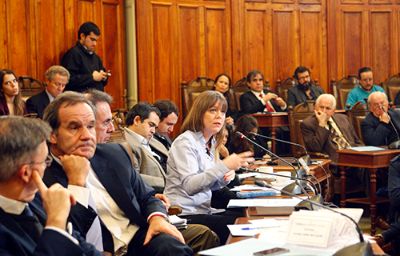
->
xmin=250 ymin=132 xmax=311 ymax=165
xmin=255 ymin=179 xmax=373 ymax=256
xmin=236 ymin=132 xmax=311 ymax=200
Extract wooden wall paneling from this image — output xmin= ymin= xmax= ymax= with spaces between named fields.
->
xmin=0 ymin=0 xmax=7 ymax=68
xmin=299 ymin=4 xmax=328 ymax=90
xmin=102 ymin=0 xmax=126 ymax=109
xmin=243 ymin=4 xmax=272 ymax=83
xmin=231 ymin=0 xmax=245 ymax=81
xmin=178 ymin=4 xmax=202 ymax=82
xmin=7 ymin=0 xmax=30 ymax=75
xmin=204 ymin=4 xmax=232 ymax=78
xmin=370 ymin=10 xmax=392 ymax=83
xmin=369 ymin=0 xmax=393 ymax=4
xmin=272 ymin=6 xmax=298 ymax=87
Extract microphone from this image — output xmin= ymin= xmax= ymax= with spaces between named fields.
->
xmin=236 ymin=131 xmax=310 ymax=197
xmin=255 ymin=179 xmax=372 ymax=256
xmin=250 ymin=132 xmax=311 ymax=165
xmin=380 ymin=105 xmax=400 ymax=149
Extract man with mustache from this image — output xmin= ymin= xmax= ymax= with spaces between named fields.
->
xmin=42 ymin=91 xmax=192 ymax=256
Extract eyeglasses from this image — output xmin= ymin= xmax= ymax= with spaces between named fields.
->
xmin=30 ymin=155 xmax=53 ymax=167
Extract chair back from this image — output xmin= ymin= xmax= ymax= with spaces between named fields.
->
xmin=331 ymin=75 xmax=359 ymax=109
xmin=382 ymin=73 xmax=400 ymax=106
xmin=276 ymin=77 xmax=296 ymax=102
xmin=109 ymin=109 xmax=127 ymax=143
xmin=347 ymin=101 xmax=368 ymax=142
xmin=181 ymin=77 xmax=214 ymax=117
xmin=288 ymin=101 xmax=315 ymax=157
xmin=19 ymin=76 xmax=44 ymax=100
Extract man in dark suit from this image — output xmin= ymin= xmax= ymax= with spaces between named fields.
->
xmin=26 ymin=65 xmax=69 ymax=118
xmin=287 ymin=66 xmax=324 ymax=108
xmin=240 ymin=70 xmax=287 ymax=115
xmin=301 ymin=94 xmax=363 ymax=164
xmin=362 ymin=91 xmax=400 ymax=146
xmin=42 ymin=91 xmax=192 ymax=256
xmin=0 ymin=116 xmax=100 ymax=256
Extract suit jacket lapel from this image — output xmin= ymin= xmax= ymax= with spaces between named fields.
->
xmin=90 ymin=154 xmax=146 ymax=227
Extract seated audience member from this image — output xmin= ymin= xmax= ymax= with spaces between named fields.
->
xmin=240 ymin=70 xmax=289 ymax=154
xmin=361 ymin=91 xmax=400 ymax=146
xmin=84 ymin=90 xmax=220 ymax=254
xmin=345 ymin=66 xmax=385 ymax=109
xmin=228 ymin=115 xmax=267 ymax=159
xmin=123 ymin=102 xmax=165 ymax=193
xmin=301 ymin=94 xmax=363 ymax=163
xmin=0 ymin=69 xmax=26 ymax=116
xmin=394 ymin=91 xmax=400 ymax=107
xmin=164 ymin=90 xmax=254 ymax=243
xmin=42 ymin=92 xmax=192 ymax=256
xmin=0 ymin=116 xmax=100 ymax=256
xmin=287 ymin=66 xmax=324 ymax=108
xmin=26 ymin=65 xmax=69 ymax=118
xmin=153 ymin=99 xmax=179 ymax=150
xmin=213 ymin=73 xmax=235 ymax=126
xmin=216 ymin=126 xmax=231 ymax=159
xmin=240 ymin=70 xmax=287 ymax=114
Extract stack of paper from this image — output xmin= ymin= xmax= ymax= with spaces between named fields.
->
xmin=168 ymin=215 xmax=187 ymax=230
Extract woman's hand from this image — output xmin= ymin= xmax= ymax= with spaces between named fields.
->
xmin=222 ymin=151 xmax=254 ymax=170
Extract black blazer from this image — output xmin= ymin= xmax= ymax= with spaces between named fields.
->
xmin=287 ymin=84 xmax=324 ymax=108
xmin=361 ymin=109 xmax=400 ymax=146
xmin=26 ymin=91 xmax=50 ymax=119
xmin=0 ymin=196 xmax=100 ymax=256
xmin=43 ymin=143 xmax=166 ymax=246
xmin=240 ymin=90 xmax=285 ymax=115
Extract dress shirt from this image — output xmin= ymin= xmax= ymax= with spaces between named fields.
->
xmin=45 ymin=89 xmax=55 ymax=103
xmin=124 ymin=128 xmax=161 ymax=160
xmin=164 ymin=131 xmax=230 ymax=215
xmin=0 ymin=194 xmax=78 ymax=244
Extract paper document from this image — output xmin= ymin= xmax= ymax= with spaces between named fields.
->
xmin=349 ymin=146 xmax=384 ymax=151
xmin=227 ymin=198 xmax=303 ymax=208
xmin=230 ymin=184 xmax=275 ymax=192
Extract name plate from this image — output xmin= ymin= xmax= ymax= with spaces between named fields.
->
xmin=286 ymin=213 xmax=333 ymax=248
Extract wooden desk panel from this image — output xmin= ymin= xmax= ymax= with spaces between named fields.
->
xmin=252 ymin=113 xmax=288 ymax=153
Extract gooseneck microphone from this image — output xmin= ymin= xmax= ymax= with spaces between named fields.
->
xmin=236 ymin=131 xmax=310 ymax=199
xmin=255 ymin=179 xmax=372 ymax=256
xmin=250 ymin=132 xmax=311 ymax=165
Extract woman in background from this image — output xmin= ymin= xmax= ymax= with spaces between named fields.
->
xmin=213 ymin=73 xmax=236 ymax=126
xmin=0 ymin=69 xmax=26 ymax=116
xmin=164 ymin=90 xmax=253 ymax=243
xmin=228 ymin=114 xmax=268 ymax=159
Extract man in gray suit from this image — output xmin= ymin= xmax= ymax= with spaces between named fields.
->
xmin=124 ymin=103 xmax=166 ymax=193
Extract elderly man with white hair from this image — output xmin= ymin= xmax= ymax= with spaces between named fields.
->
xmin=361 ymin=91 xmax=400 ymax=147
xmin=301 ymin=93 xmax=363 ymax=164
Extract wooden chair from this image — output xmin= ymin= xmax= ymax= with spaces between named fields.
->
xmin=288 ymin=101 xmax=328 ymax=158
xmin=331 ymin=75 xmax=359 ymax=110
xmin=109 ymin=109 xmax=127 ymax=143
xmin=19 ymin=76 xmax=44 ymax=101
xmin=382 ymin=73 xmax=400 ymax=106
xmin=347 ymin=101 xmax=368 ymax=143
xmin=181 ymin=77 xmax=214 ymax=117
xmin=276 ymin=77 xmax=295 ymax=103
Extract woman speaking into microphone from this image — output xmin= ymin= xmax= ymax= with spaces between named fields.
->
xmin=164 ymin=90 xmax=254 ymax=243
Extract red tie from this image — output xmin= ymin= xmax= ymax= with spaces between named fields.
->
xmin=260 ymin=93 xmax=275 ymax=112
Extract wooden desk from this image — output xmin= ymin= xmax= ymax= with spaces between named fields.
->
xmin=227 ymin=217 xmax=385 ymax=255
xmin=251 ymin=159 xmax=332 ymax=201
xmin=336 ymin=148 xmax=400 ymax=235
xmin=252 ymin=113 xmax=288 ymax=153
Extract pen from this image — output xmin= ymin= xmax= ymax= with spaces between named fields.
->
xmin=241 ymin=227 xmax=266 ymax=230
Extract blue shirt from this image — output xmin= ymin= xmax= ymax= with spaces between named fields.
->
xmin=345 ymin=85 xmax=385 ymax=109
xmin=164 ymin=130 xmax=230 ymax=215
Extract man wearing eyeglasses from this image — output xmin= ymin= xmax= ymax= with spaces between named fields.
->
xmin=345 ymin=66 xmax=385 ymax=109
xmin=0 ymin=116 xmax=101 ymax=255
xmin=26 ymin=65 xmax=70 ymax=118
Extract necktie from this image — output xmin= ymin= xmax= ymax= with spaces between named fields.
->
xmin=86 ymin=194 xmax=104 ymax=251
xmin=328 ymin=120 xmax=351 ymax=149
xmin=259 ymin=94 xmax=275 ymax=112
